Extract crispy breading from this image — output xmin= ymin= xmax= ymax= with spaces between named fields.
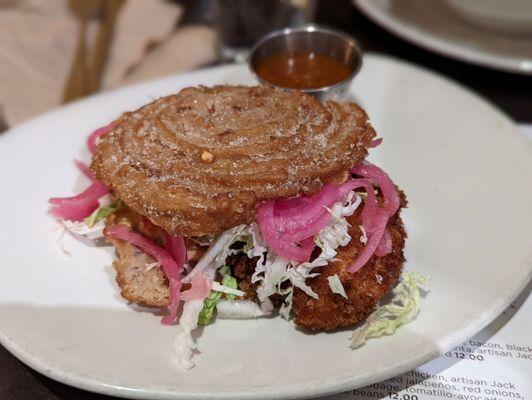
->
xmin=227 ymin=254 xmax=258 ymax=300
xmin=105 ymin=207 xmax=170 ymax=307
xmin=91 ymin=85 xmax=375 ymax=237
xmin=108 ymin=236 xmax=170 ymax=307
xmin=291 ymin=194 xmax=407 ymax=331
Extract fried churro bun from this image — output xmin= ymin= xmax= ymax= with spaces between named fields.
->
xmin=91 ymin=85 xmax=375 ymax=236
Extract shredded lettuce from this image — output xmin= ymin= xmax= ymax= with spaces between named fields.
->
xmin=211 ymin=282 xmax=244 ymax=297
xmin=56 ymin=226 xmax=72 ymax=256
xmin=173 ymin=299 xmax=204 ymax=369
xmin=327 ymin=274 xmax=348 ymax=299
xmin=197 ymin=290 xmax=223 ymax=326
xmin=218 ymin=264 xmax=230 ymax=276
xmin=248 ymin=222 xmax=268 ymax=283
xmin=213 ymin=225 xmax=249 ymax=264
xmin=217 ymin=300 xmax=266 ymax=319
xmin=350 ymin=271 xmax=427 ymax=349
xmin=197 ymin=265 xmax=239 ymax=325
xmin=221 ymin=274 xmax=238 ymax=301
xmin=176 ymin=265 xmax=242 ymax=367
xmin=316 ymin=191 xmax=360 ymax=259
xmin=84 ymin=203 xmax=118 ymax=227
xmin=184 ymin=225 xmax=250 ymax=284
xmin=279 ymin=290 xmax=293 ymax=320
xmin=255 ymin=253 xmax=290 ymax=314
xmin=284 ymin=264 xmax=320 ymax=298
xmin=62 ymin=219 xmax=106 ymax=240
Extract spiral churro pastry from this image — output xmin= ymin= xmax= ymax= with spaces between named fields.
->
xmin=91 ymin=85 xmax=375 ymax=236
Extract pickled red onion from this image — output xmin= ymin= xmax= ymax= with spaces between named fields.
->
xmin=348 ymin=209 xmax=388 ymax=273
xmin=257 ymin=180 xmax=376 ymax=262
xmin=256 ymin=162 xmax=401 ymax=270
xmin=375 ymin=228 xmax=392 ymax=257
xmin=341 ymin=179 xmax=377 ymax=234
xmin=273 ymin=185 xmax=342 ymax=238
xmin=347 ymin=162 xmax=401 ymax=270
xmin=87 ymin=122 xmax=114 ymax=153
xmin=289 ymin=210 xmax=333 ymax=242
xmin=181 ymin=274 xmax=211 ymax=301
xmin=352 ymin=163 xmax=400 ymax=216
xmin=256 ymin=201 xmax=316 ymax=262
xmin=106 ymin=225 xmax=184 ymax=325
xmin=369 ymin=138 xmax=383 ymax=148
xmin=49 ymin=181 xmax=108 ymax=221
xmin=288 ymin=180 xmax=374 ymax=241
xmin=274 ymin=185 xmax=341 ymax=223
xmin=74 ymin=159 xmax=95 ymax=181
xmin=164 ymin=234 xmax=187 ymax=267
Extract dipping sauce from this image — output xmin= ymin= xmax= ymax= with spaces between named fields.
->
xmin=255 ymin=52 xmax=353 ymax=90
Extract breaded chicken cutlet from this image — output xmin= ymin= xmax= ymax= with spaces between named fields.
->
xmin=291 ymin=193 xmax=407 ymax=331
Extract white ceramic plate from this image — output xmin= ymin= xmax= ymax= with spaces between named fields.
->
xmin=0 ymin=56 xmax=531 ymax=399
xmin=355 ymin=0 xmax=532 ymax=75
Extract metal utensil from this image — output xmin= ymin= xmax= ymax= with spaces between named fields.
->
xmin=249 ymin=25 xmax=363 ymax=101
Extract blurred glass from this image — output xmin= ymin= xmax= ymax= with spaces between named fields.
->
xmin=213 ymin=0 xmax=317 ymax=63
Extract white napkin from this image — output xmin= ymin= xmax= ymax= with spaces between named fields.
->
xmin=0 ymin=0 xmax=216 ymax=128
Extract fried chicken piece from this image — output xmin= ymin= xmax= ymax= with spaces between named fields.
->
xmin=227 ymin=254 xmax=258 ymax=300
xmin=291 ymin=194 xmax=407 ymax=331
xmin=108 ymin=235 xmax=170 ymax=307
xmin=91 ymin=85 xmax=375 ymax=237
xmin=105 ymin=206 xmax=170 ymax=307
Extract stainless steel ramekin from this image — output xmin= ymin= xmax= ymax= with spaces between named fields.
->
xmin=248 ymin=25 xmax=362 ymax=101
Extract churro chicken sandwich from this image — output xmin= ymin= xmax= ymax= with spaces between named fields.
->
xmin=51 ymin=85 xmax=424 ymax=369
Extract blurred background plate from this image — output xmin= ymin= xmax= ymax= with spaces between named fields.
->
xmin=0 ymin=55 xmax=531 ymax=399
xmin=354 ymin=0 xmax=532 ymax=75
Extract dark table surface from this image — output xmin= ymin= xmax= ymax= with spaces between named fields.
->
xmin=1 ymin=1 xmax=531 ymax=399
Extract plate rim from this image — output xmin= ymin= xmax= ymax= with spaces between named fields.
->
xmin=1 ymin=57 xmax=531 ymax=399
xmin=2 ymin=272 xmax=531 ymax=400
xmin=355 ymin=0 xmax=532 ymax=75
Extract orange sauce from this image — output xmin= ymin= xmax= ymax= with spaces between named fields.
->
xmin=255 ymin=52 xmax=352 ymax=90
